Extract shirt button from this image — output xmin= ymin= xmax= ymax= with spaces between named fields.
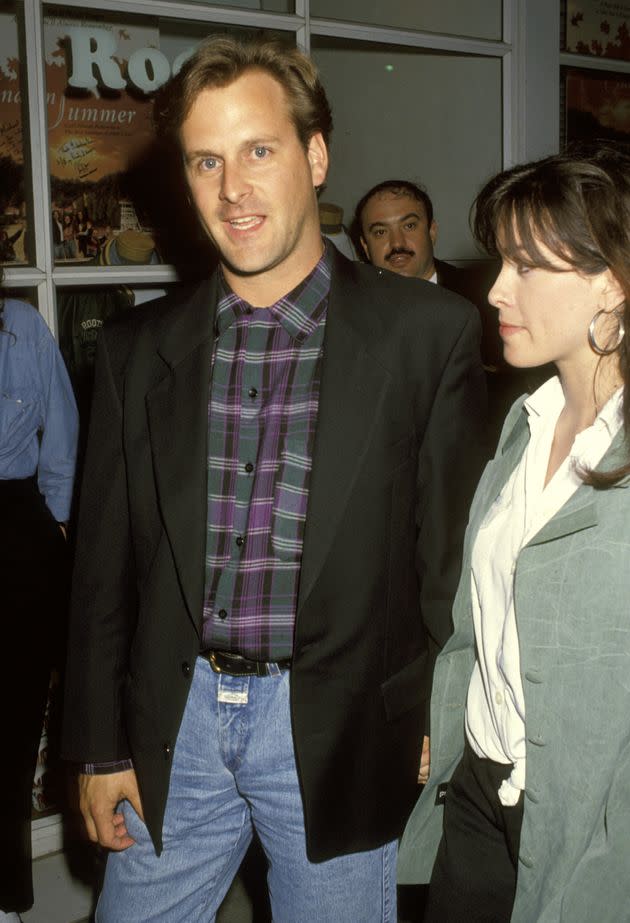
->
xmin=181 ymin=661 xmax=191 ymax=677
xmin=235 ymin=535 xmax=244 ymax=547
xmin=163 ymin=743 xmax=171 ymax=760
xmin=248 ymin=387 xmax=258 ymax=398
xmin=495 ymin=690 xmax=504 ymax=706
xmin=244 ymin=462 xmax=254 ymax=473
xmin=218 ymin=608 xmax=228 ymax=620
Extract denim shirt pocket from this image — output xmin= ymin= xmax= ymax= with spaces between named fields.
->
xmin=0 ymin=387 xmax=39 ymax=448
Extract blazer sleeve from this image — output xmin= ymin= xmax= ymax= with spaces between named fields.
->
xmin=62 ymin=323 xmax=137 ymax=764
xmin=416 ymin=309 xmax=487 ymax=668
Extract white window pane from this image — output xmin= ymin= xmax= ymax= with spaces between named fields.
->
xmin=312 ymin=39 xmax=503 ymax=260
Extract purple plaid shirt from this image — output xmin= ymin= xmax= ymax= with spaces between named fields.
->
xmin=201 ymin=245 xmax=331 ymax=661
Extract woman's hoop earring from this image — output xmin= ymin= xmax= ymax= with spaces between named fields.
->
xmin=588 ymin=309 xmax=625 ymax=356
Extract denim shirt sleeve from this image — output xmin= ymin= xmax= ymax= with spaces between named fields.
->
xmin=35 ymin=323 xmax=79 ymax=521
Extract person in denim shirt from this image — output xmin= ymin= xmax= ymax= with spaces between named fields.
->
xmin=0 ymin=279 xmax=78 ymax=922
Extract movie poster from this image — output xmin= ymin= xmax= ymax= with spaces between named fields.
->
xmin=565 ymin=66 xmax=630 ymax=143
xmin=0 ymin=8 xmax=166 ymax=265
xmin=566 ymin=0 xmax=630 ymax=61
xmin=0 ymin=10 xmax=26 ymax=263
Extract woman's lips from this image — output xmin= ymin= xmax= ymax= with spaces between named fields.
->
xmin=499 ymin=323 xmax=523 ymax=338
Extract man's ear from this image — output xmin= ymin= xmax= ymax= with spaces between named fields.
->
xmin=307 ymin=132 xmax=329 ymax=188
xmin=360 ymin=235 xmax=370 ymax=261
xmin=429 ymin=219 xmax=438 ymax=247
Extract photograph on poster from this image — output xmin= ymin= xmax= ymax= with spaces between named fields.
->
xmin=0 ymin=8 xmax=201 ymax=266
xmin=565 ymin=66 xmax=630 ymax=144
xmin=566 ymin=0 xmax=630 ymax=61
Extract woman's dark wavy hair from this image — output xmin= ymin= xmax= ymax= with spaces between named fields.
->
xmin=472 ymin=143 xmax=630 ymax=487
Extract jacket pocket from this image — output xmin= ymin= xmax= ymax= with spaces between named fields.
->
xmin=381 ymin=651 xmax=429 ymax=722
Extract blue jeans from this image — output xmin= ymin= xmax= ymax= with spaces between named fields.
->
xmin=96 ymin=657 xmax=397 ymax=922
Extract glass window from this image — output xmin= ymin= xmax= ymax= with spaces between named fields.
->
xmin=312 ymin=38 xmax=503 ymax=260
xmin=0 ymin=1 xmax=31 ymax=266
xmin=45 ymin=6 xmax=289 ymax=267
xmin=310 ymin=0 xmax=502 ymax=42
xmin=55 ymin=282 xmax=172 ymax=421
xmin=563 ymin=0 xmax=630 ymax=63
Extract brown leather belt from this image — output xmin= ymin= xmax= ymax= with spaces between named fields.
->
xmin=200 ymin=649 xmax=292 ymax=677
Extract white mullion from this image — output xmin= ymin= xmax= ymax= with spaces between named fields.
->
xmin=2 ymin=266 xmax=45 ymax=287
xmin=45 ymin=0 xmax=300 ymax=34
xmin=502 ymin=49 xmax=515 ymax=168
xmin=295 ymin=0 xmax=308 ymax=53
xmin=52 ymin=264 xmax=178 ymax=287
xmin=23 ymin=0 xmax=57 ymax=331
xmin=559 ymin=50 xmax=630 ymax=74
xmin=508 ymin=0 xmax=524 ymax=167
xmin=309 ymin=19 xmax=509 ymax=58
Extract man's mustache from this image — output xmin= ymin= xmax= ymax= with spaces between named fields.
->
xmin=385 ymin=247 xmax=414 ymax=261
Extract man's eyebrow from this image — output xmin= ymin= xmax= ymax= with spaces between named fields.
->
xmin=184 ymin=136 xmax=282 ymax=164
xmin=184 ymin=148 xmax=216 ymax=163
xmin=367 ymin=211 xmax=421 ymax=233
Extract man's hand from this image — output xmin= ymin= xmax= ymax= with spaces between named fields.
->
xmin=79 ymin=769 xmax=144 ymax=850
xmin=418 ymin=735 xmax=430 ymax=785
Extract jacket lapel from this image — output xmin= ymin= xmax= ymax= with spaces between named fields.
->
xmin=145 ymin=278 xmax=217 ymax=631
xmin=470 ymin=401 xmax=629 ymax=551
xmin=527 ymin=426 xmax=629 ymax=547
xmin=297 ymin=255 xmax=391 ymax=612
xmin=466 ymin=404 xmax=530 ymax=544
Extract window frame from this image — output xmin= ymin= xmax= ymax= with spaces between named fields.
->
xmin=5 ymin=0 xmax=524 ymax=337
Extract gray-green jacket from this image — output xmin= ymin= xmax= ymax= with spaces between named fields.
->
xmin=399 ymin=394 xmax=630 ymax=922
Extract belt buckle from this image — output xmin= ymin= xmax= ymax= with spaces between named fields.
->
xmin=209 ymin=651 xmax=223 ymax=674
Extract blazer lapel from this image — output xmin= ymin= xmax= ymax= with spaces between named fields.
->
xmin=145 ymin=277 xmax=217 ymax=631
xmin=466 ymin=405 xmax=530 ymax=542
xmin=527 ymin=426 xmax=629 ymax=547
xmin=297 ymin=257 xmax=391 ymax=612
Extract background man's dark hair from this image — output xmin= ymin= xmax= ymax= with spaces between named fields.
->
xmin=354 ymin=180 xmax=434 ymax=232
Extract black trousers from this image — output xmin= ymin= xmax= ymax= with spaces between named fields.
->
xmin=424 ymin=740 xmax=524 ymax=923
xmin=0 ymin=478 xmax=69 ymax=912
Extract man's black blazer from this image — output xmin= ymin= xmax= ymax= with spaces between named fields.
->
xmin=434 ymin=257 xmax=460 ymax=292
xmin=62 ymin=247 xmax=486 ymax=862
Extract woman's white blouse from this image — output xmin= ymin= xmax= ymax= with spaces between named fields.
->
xmin=465 ymin=376 xmax=623 ymax=805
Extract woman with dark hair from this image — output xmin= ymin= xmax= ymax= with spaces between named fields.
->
xmin=0 ymin=273 xmax=78 ymax=921
xmin=398 ymin=145 xmax=630 ymax=923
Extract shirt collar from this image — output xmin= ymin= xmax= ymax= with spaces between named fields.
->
xmin=524 ymin=374 xmax=624 ymax=438
xmin=215 ymin=239 xmax=332 ymax=342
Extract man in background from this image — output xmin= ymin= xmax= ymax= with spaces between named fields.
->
xmin=355 ymin=179 xmax=459 ymax=289
xmin=356 ymin=178 xmax=533 ymax=450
